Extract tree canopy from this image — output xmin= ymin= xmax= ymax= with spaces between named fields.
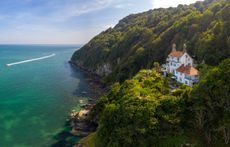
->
xmin=82 ymin=58 xmax=230 ymax=146
xmin=93 ymin=69 xmax=182 ymax=147
xmin=72 ymin=0 xmax=230 ymax=83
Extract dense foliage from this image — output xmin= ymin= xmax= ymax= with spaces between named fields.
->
xmin=72 ymin=0 xmax=230 ymax=82
xmin=182 ymin=58 xmax=230 ymax=145
xmin=93 ymin=70 xmax=182 ymax=146
xmin=82 ymin=58 xmax=230 ymax=147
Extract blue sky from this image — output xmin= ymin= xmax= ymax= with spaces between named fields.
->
xmin=0 ymin=0 xmax=201 ymax=44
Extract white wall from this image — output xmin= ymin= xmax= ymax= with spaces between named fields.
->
xmin=179 ymin=53 xmax=193 ymax=66
xmin=166 ymin=56 xmax=182 ymax=74
xmin=176 ymin=72 xmax=198 ymax=86
xmin=165 ymin=52 xmax=196 ymax=86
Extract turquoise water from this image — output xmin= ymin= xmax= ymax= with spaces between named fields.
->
xmin=0 ymin=45 xmax=90 ymax=147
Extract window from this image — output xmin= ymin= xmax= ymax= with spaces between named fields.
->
xmin=185 ymin=81 xmax=188 ymax=84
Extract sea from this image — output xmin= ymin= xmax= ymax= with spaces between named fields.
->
xmin=0 ymin=44 xmax=91 ymax=147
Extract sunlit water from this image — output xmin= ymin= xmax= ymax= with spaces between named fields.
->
xmin=0 ymin=45 xmax=90 ymax=147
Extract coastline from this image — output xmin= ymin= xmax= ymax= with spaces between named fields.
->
xmin=67 ymin=61 xmax=109 ymax=145
xmin=69 ymin=60 xmax=108 ymax=99
xmin=51 ymin=61 xmax=108 ymax=146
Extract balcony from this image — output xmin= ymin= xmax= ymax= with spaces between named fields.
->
xmin=185 ymin=75 xmax=199 ymax=82
xmin=185 ymin=76 xmax=192 ymax=80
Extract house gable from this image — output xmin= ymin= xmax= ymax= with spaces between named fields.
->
xmin=179 ymin=52 xmax=193 ymax=66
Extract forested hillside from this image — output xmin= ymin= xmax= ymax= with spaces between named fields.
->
xmin=78 ymin=58 xmax=230 ymax=147
xmin=71 ymin=0 xmax=229 ymax=82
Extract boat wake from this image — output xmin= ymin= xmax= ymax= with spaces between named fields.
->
xmin=6 ymin=53 xmax=56 ymax=67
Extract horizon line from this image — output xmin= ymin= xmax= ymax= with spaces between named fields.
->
xmin=0 ymin=43 xmax=82 ymax=46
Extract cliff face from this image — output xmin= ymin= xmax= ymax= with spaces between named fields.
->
xmin=95 ymin=63 xmax=112 ymax=76
xmin=70 ymin=60 xmax=112 ymax=77
xmin=71 ymin=0 xmax=230 ymax=82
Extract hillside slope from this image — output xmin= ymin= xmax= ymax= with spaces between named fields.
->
xmin=71 ymin=0 xmax=230 ymax=82
xmin=77 ymin=58 xmax=230 ymax=147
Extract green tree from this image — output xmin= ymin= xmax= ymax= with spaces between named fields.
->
xmin=185 ymin=58 xmax=230 ymax=145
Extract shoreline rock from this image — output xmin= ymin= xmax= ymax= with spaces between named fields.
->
xmin=67 ymin=104 xmax=97 ymax=137
xmin=67 ymin=60 xmax=108 ymax=144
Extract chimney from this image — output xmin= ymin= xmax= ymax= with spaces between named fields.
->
xmin=172 ymin=43 xmax=176 ymax=51
xmin=183 ymin=43 xmax=187 ymax=52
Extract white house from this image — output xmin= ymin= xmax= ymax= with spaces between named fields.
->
xmin=165 ymin=43 xmax=199 ymax=86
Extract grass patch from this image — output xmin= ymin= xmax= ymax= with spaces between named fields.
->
xmin=76 ymin=133 xmax=97 ymax=147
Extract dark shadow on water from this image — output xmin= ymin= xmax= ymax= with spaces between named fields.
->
xmin=51 ymin=62 xmax=102 ymax=147
xmin=50 ymin=63 xmax=89 ymax=147
xmin=51 ymin=122 xmax=80 ymax=147
xmin=68 ymin=63 xmax=95 ymax=98
xmin=68 ymin=61 xmax=86 ymax=80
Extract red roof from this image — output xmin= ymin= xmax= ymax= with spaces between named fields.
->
xmin=176 ymin=64 xmax=199 ymax=76
xmin=169 ymin=50 xmax=184 ymax=57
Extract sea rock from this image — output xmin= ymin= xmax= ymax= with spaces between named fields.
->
xmin=68 ymin=104 xmax=97 ymax=137
xmin=78 ymin=109 xmax=90 ymax=120
xmin=70 ymin=128 xmax=78 ymax=136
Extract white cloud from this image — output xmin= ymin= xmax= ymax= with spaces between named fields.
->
xmin=151 ymin=0 xmax=202 ymax=8
xmin=51 ymin=0 xmax=116 ymax=21
xmin=0 ymin=0 xmax=122 ymax=44
xmin=114 ymin=3 xmax=133 ymax=9
xmin=5 ymin=0 xmax=117 ymax=22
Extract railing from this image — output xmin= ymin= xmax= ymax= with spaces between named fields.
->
xmin=185 ymin=76 xmax=192 ymax=80
xmin=185 ymin=76 xmax=199 ymax=81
